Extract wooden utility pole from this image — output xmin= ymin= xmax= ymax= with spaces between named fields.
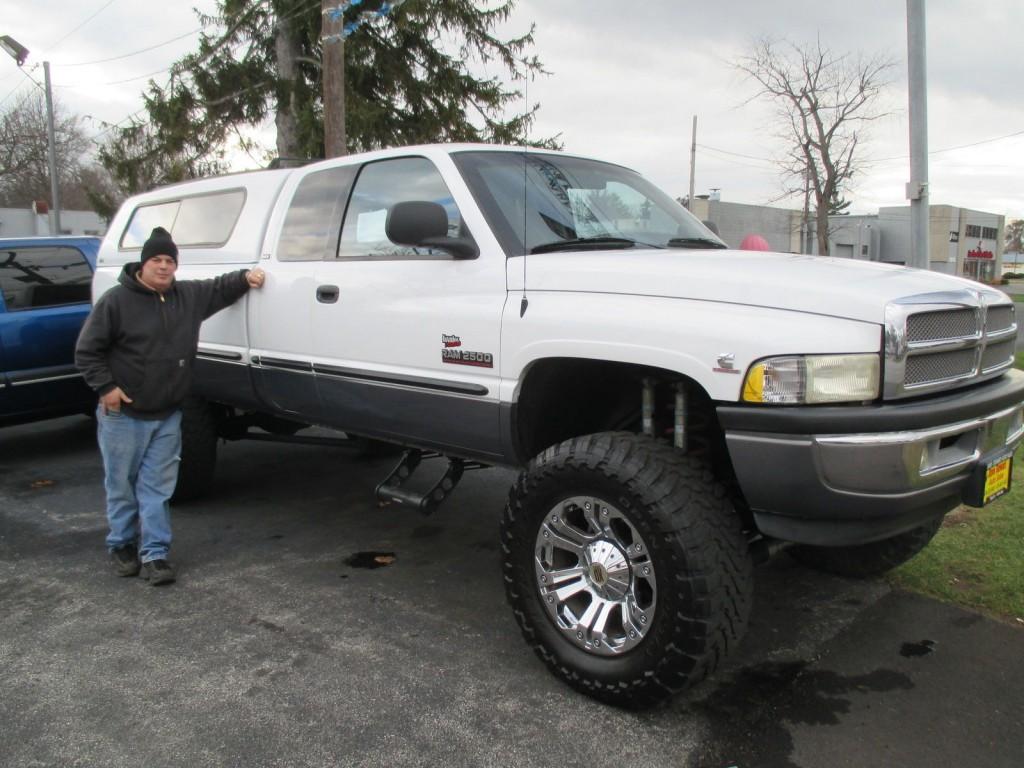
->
xmin=275 ymin=14 xmax=301 ymax=160
xmin=322 ymin=0 xmax=346 ymax=157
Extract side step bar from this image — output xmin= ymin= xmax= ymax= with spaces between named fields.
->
xmin=375 ymin=450 xmax=488 ymax=515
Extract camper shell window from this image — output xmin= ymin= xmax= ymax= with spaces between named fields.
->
xmin=120 ymin=189 xmax=246 ymax=250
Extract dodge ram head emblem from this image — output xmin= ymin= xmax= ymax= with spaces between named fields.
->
xmin=714 ymin=353 xmax=740 ymax=374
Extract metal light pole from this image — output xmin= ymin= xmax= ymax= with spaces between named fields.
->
xmin=42 ymin=61 xmax=61 ymax=234
xmin=1 ymin=35 xmax=61 ymax=234
xmin=906 ymin=1 xmax=929 ymax=270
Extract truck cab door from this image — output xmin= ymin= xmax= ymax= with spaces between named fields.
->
xmin=246 ymin=164 xmax=359 ymax=420
xmin=310 ymin=155 xmax=507 ymax=460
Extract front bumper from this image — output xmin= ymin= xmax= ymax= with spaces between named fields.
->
xmin=717 ymin=370 xmax=1024 ymax=546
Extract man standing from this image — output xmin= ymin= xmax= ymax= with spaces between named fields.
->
xmin=76 ymin=226 xmax=266 ymax=585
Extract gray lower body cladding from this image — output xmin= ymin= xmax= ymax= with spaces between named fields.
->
xmin=718 ymin=370 xmax=1024 ymax=546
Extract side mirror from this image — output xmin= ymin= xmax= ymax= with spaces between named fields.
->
xmin=386 ymin=200 xmax=478 ymax=259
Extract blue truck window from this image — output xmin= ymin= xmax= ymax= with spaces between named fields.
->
xmin=0 ymin=246 xmax=92 ymax=310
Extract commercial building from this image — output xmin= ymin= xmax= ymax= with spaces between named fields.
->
xmin=0 ymin=205 xmax=107 ymax=238
xmin=688 ymin=192 xmax=1006 ymax=284
xmin=829 ymin=205 xmax=1005 ymax=281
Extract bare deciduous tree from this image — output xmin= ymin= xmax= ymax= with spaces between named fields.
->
xmin=738 ymin=38 xmax=895 ymax=255
xmin=0 ymin=91 xmax=91 ymax=209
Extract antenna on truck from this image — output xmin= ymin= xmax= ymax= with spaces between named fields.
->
xmin=519 ymin=71 xmax=529 ymax=318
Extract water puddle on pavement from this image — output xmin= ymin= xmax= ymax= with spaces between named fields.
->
xmin=685 ymin=661 xmax=915 ymax=768
xmin=344 ymin=551 xmax=397 ymax=569
xmin=900 ymin=639 xmax=937 ymax=658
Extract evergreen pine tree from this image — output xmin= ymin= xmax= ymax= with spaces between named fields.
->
xmin=99 ymin=0 xmax=555 ymax=193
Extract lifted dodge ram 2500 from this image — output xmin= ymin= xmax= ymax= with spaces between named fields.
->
xmin=92 ymin=144 xmax=1024 ymax=707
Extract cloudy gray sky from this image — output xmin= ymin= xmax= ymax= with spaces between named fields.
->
xmin=2 ymin=0 xmax=1021 ymax=219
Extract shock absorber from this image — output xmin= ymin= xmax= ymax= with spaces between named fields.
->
xmin=642 ymin=377 xmax=655 ymax=437
xmin=674 ymin=381 xmax=687 ymax=451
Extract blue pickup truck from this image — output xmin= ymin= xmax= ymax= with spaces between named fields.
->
xmin=0 ymin=236 xmax=100 ymax=427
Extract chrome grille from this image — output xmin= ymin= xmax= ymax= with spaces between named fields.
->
xmin=905 ymin=349 xmax=977 ymax=386
xmin=884 ymin=292 xmax=1017 ymax=399
xmin=907 ymin=309 xmax=977 ymax=342
xmin=981 ymin=339 xmax=1015 ymax=372
xmin=986 ymin=305 xmax=1014 ymax=334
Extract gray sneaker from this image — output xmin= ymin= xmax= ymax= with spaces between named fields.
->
xmin=141 ymin=559 xmax=176 ymax=586
xmin=110 ymin=545 xmax=140 ymax=577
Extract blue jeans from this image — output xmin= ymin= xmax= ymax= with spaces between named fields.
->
xmin=97 ymin=407 xmax=182 ymax=563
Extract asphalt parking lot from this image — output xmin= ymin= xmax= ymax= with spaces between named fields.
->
xmin=2 ymin=415 xmax=1022 ymax=768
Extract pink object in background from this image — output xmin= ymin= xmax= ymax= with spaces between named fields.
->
xmin=740 ymin=234 xmax=771 ymax=251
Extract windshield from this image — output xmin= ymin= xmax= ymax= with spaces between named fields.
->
xmin=451 ymin=150 xmax=726 ymax=256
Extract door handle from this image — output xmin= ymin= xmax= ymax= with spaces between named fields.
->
xmin=316 ymin=285 xmax=340 ymax=304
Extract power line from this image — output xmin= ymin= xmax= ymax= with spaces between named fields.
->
xmin=42 ymin=0 xmax=120 ymax=56
xmin=0 ymin=67 xmax=45 ymax=110
xmin=58 ymin=66 xmax=173 ymax=90
xmin=869 ymin=128 xmax=1024 ymax=163
xmin=85 ymin=0 xmax=321 ymax=143
xmin=697 ymin=143 xmax=774 ymax=163
xmin=701 ymin=128 xmax=1024 ymax=168
xmin=91 ymin=108 xmax=148 ymax=143
xmin=0 ymin=78 xmax=30 ymax=110
xmin=58 ymin=28 xmax=202 ymax=67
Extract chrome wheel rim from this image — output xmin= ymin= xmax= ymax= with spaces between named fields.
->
xmin=534 ymin=495 xmax=656 ymax=656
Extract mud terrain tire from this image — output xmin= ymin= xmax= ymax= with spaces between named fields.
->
xmin=501 ymin=432 xmax=753 ymax=708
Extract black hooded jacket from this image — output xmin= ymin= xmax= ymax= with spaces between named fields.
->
xmin=75 ymin=263 xmax=250 ymax=419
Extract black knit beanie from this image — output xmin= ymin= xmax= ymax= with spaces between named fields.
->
xmin=140 ymin=227 xmax=178 ymax=264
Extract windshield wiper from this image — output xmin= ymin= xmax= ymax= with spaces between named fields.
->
xmin=529 ymin=236 xmax=640 ymax=254
xmin=666 ymin=237 xmax=728 ymax=250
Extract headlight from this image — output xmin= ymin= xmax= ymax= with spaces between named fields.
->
xmin=742 ymin=354 xmax=880 ymax=404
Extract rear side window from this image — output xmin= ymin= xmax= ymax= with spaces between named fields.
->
xmin=338 ymin=157 xmax=465 ymax=260
xmin=0 ymin=246 xmax=92 ymax=311
xmin=277 ymin=165 xmax=358 ymax=261
xmin=120 ymin=189 xmax=246 ymax=249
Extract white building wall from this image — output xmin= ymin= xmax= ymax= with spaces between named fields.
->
xmin=690 ymin=199 xmax=802 ymax=252
xmin=0 ymin=207 xmax=107 ymax=237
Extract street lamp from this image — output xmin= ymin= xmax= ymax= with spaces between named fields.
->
xmin=0 ymin=36 xmax=29 ymax=66
xmin=1 ymin=35 xmax=62 ymax=234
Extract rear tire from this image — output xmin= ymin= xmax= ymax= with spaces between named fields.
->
xmin=501 ymin=432 xmax=753 ymax=708
xmin=789 ymin=515 xmax=944 ymax=578
xmin=172 ymin=396 xmax=220 ymax=503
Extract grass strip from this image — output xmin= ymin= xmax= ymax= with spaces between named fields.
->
xmin=887 ymin=354 xmax=1024 ymax=625
xmin=888 ymin=475 xmax=1024 ymax=624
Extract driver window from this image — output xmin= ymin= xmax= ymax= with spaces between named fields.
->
xmin=338 ymin=157 xmax=464 ymax=260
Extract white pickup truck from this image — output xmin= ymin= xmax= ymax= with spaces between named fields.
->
xmin=93 ymin=144 xmax=1024 ymax=707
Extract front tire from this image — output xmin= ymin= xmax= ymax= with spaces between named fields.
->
xmin=501 ymin=432 xmax=754 ymax=708
xmin=789 ymin=515 xmax=944 ymax=578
